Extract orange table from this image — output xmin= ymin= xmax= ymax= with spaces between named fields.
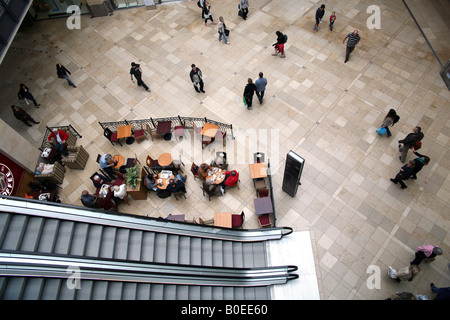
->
xmin=113 ymin=154 xmax=124 ymax=169
xmin=156 ymin=171 xmax=175 ymax=190
xmin=202 ymin=123 xmax=219 ymax=138
xmin=117 ymin=125 xmax=132 ymax=139
xmin=158 ymin=153 xmax=173 ymax=167
xmin=214 ymin=212 xmax=232 ymax=228
xmin=206 ymin=167 xmax=226 ymax=185
xmin=249 ymin=163 xmax=267 ymax=179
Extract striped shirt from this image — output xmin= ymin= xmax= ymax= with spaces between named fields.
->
xmin=346 ymin=33 xmax=360 ymax=47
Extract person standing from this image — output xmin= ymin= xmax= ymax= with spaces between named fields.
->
xmin=11 ymin=105 xmax=39 ymax=126
xmin=272 ymin=31 xmax=286 ymax=58
xmin=255 ymin=72 xmax=267 ymax=104
xmin=410 ymin=150 xmax=430 ymax=180
xmin=217 ymin=16 xmax=230 ymax=45
xmin=18 ymin=83 xmax=40 ymax=108
xmin=380 ymin=109 xmax=397 ymax=137
xmin=398 ymin=126 xmax=423 ymax=163
xmin=239 ymin=0 xmax=249 ymax=20
xmin=343 ymin=30 xmax=360 ymax=63
xmin=243 ymin=78 xmax=256 ymax=110
xmin=329 ymin=11 xmax=336 ymax=31
xmin=313 ymin=4 xmax=325 ymax=31
xmin=56 ymin=63 xmax=77 ymax=88
xmin=130 ymin=62 xmax=150 ymax=92
xmin=190 ymin=64 xmax=205 ymax=93
xmin=410 ymin=245 xmax=443 ymax=266
xmin=390 ymin=160 xmax=415 ymax=189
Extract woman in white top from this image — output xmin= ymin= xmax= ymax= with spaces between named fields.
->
xmin=217 ymin=16 xmax=230 ymax=44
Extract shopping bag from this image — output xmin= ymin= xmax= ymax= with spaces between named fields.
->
xmin=377 ymin=127 xmax=387 ymax=135
xmin=243 ymin=97 xmax=247 ymax=106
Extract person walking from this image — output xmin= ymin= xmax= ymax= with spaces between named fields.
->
xmin=410 ymin=245 xmax=443 ymax=266
xmin=410 ymin=150 xmax=430 ymax=180
xmin=56 ymin=63 xmax=76 ymax=88
xmin=388 ymin=265 xmax=420 ymax=282
xmin=390 ymin=160 xmax=415 ymax=189
xmin=398 ymin=126 xmax=423 ymax=163
xmin=313 ymin=4 xmax=325 ymax=31
xmin=329 ymin=11 xmax=336 ymax=31
xmin=239 ymin=0 xmax=249 ymax=20
xmin=380 ymin=109 xmax=397 ymax=137
xmin=217 ymin=16 xmax=230 ymax=44
xmin=190 ymin=64 xmax=205 ymax=93
xmin=243 ymin=78 xmax=256 ymax=110
xmin=202 ymin=2 xmax=216 ymax=26
xmin=18 ymin=83 xmax=40 ymax=108
xmin=343 ymin=30 xmax=360 ymax=63
xmin=130 ymin=62 xmax=150 ymax=92
xmin=255 ymin=72 xmax=267 ymax=104
xmin=272 ymin=31 xmax=286 ymax=58
xmin=430 ymin=283 xmax=450 ymax=300
xmin=11 ymin=105 xmax=39 ymax=126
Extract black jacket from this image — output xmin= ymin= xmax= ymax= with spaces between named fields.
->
xmin=243 ymin=83 xmax=256 ymax=98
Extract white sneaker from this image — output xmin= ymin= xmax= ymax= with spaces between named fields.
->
xmin=226 ymin=42 xmax=230 ymax=45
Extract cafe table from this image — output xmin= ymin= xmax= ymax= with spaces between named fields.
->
xmin=113 ymin=154 xmax=125 ymax=169
xmin=206 ymin=167 xmax=226 ymax=185
xmin=202 ymin=123 xmax=219 ymax=138
xmin=158 ymin=153 xmax=173 ymax=167
xmin=117 ymin=124 xmax=132 ymax=139
xmin=157 ymin=170 xmax=175 ymax=190
xmin=214 ymin=212 xmax=232 ymax=228
xmin=249 ymin=163 xmax=267 ymax=179
xmin=253 ymin=197 xmax=273 ymax=216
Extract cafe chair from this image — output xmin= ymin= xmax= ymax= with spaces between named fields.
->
xmin=146 ymin=155 xmax=159 ymax=167
xmin=254 ymin=179 xmax=266 ymax=196
xmin=112 ymin=172 xmax=125 ymax=186
xmin=133 ymin=124 xmax=147 ymax=143
xmin=202 ymin=135 xmax=214 ymax=150
xmin=145 ymin=123 xmax=162 ymax=141
xmin=232 ymin=211 xmax=245 ymax=228
xmin=254 ymin=152 xmax=265 ymax=163
xmin=104 ymin=127 xmax=122 ymax=146
xmin=257 ymin=214 xmax=271 ymax=228
xmin=191 ymin=162 xmax=200 ymax=180
xmin=174 ymin=125 xmax=185 ymax=141
xmin=96 ymin=154 xmax=101 ymax=163
xmin=200 ymin=186 xmax=212 ymax=201
xmin=173 ymin=190 xmax=187 ymax=201
xmin=257 ymin=188 xmax=269 ymax=198
xmin=193 ymin=122 xmax=203 ymax=139
xmin=215 ymin=130 xmax=227 ymax=147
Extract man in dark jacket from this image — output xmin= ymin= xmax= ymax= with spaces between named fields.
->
xmin=166 ymin=178 xmax=187 ymax=194
xmin=313 ymin=4 xmax=325 ymax=31
xmin=410 ymin=151 xmax=430 ymax=180
xmin=398 ymin=126 xmax=423 ymax=163
xmin=390 ymin=160 xmax=415 ymax=189
xmin=190 ymin=64 xmax=205 ymax=93
xmin=130 ymin=62 xmax=150 ymax=92
xmin=11 ymin=105 xmax=39 ymax=126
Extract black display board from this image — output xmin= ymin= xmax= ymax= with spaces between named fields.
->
xmin=282 ymin=150 xmax=305 ymax=197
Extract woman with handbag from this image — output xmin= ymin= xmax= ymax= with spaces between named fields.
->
xmin=217 ymin=16 xmax=230 ymax=44
xmin=390 ymin=160 xmax=415 ymax=189
xmin=379 ymin=109 xmax=397 ymax=137
xmin=243 ymin=78 xmax=256 ymax=110
xmin=56 ymin=63 xmax=76 ymax=88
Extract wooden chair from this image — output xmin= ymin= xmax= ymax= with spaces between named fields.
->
xmin=104 ymin=128 xmax=121 ymax=146
xmin=202 ymin=135 xmax=214 ymax=150
xmin=215 ymin=130 xmax=227 ymax=147
xmin=146 ymin=155 xmax=159 ymax=167
xmin=257 ymin=188 xmax=269 ymax=198
xmin=173 ymin=191 xmax=186 ymax=201
xmin=257 ymin=214 xmax=271 ymax=228
xmin=133 ymin=124 xmax=147 ymax=143
xmin=231 ymin=211 xmax=245 ymax=228
xmin=191 ymin=162 xmax=200 ymax=180
xmin=174 ymin=125 xmax=185 ymax=141
xmin=254 ymin=152 xmax=265 ymax=163
xmin=145 ymin=123 xmax=162 ymax=141
xmin=254 ymin=179 xmax=266 ymax=196
xmin=200 ymin=186 xmax=212 ymax=201
xmin=96 ymin=154 xmax=101 ymax=163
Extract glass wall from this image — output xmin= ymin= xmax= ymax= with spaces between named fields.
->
xmin=30 ymin=0 xmax=89 ymax=20
xmin=112 ymin=0 xmax=145 ymax=9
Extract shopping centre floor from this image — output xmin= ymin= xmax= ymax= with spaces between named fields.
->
xmin=0 ymin=0 xmax=449 ymax=300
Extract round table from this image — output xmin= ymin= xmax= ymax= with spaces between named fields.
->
xmin=158 ymin=153 xmax=173 ymax=167
xmin=113 ymin=155 xmax=124 ymax=169
xmin=206 ymin=168 xmax=226 ymax=185
xmin=156 ymin=172 xmax=175 ymax=190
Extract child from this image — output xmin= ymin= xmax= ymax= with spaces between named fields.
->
xmin=330 ymin=12 xmax=336 ymax=31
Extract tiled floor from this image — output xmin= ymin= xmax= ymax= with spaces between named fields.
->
xmin=0 ymin=0 xmax=449 ymax=300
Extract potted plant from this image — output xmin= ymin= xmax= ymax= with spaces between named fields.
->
xmin=126 ymin=164 xmax=140 ymax=189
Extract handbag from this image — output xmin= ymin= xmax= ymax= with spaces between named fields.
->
xmin=243 ymin=97 xmax=247 ymax=106
xmin=377 ymin=127 xmax=387 ymax=135
xmin=225 ymin=29 xmax=230 ymax=37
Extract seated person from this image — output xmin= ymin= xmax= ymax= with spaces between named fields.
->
xmin=144 ymin=174 xmax=158 ymax=192
xmin=35 ymin=162 xmax=54 ymax=174
xmin=223 ymin=170 xmax=239 ymax=188
xmin=48 ymin=129 xmax=69 ymax=157
xmin=96 ymin=187 xmax=116 ymax=211
xmin=112 ymin=183 xmax=127 ymax=201
xmin=202 ymin=179 xmax=224 ymax=196
xmin=92 ymin=174 xmax=110 ymax=189
xmin=81 ymin=190 xmax=97 ymax=208
xmin=99 ymin=153 xmax=117 ymax=177
xmin=198 ymin=163 xmax=211 ymax=181
xmin=166 ymin=177 xmax=187 ymax=194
